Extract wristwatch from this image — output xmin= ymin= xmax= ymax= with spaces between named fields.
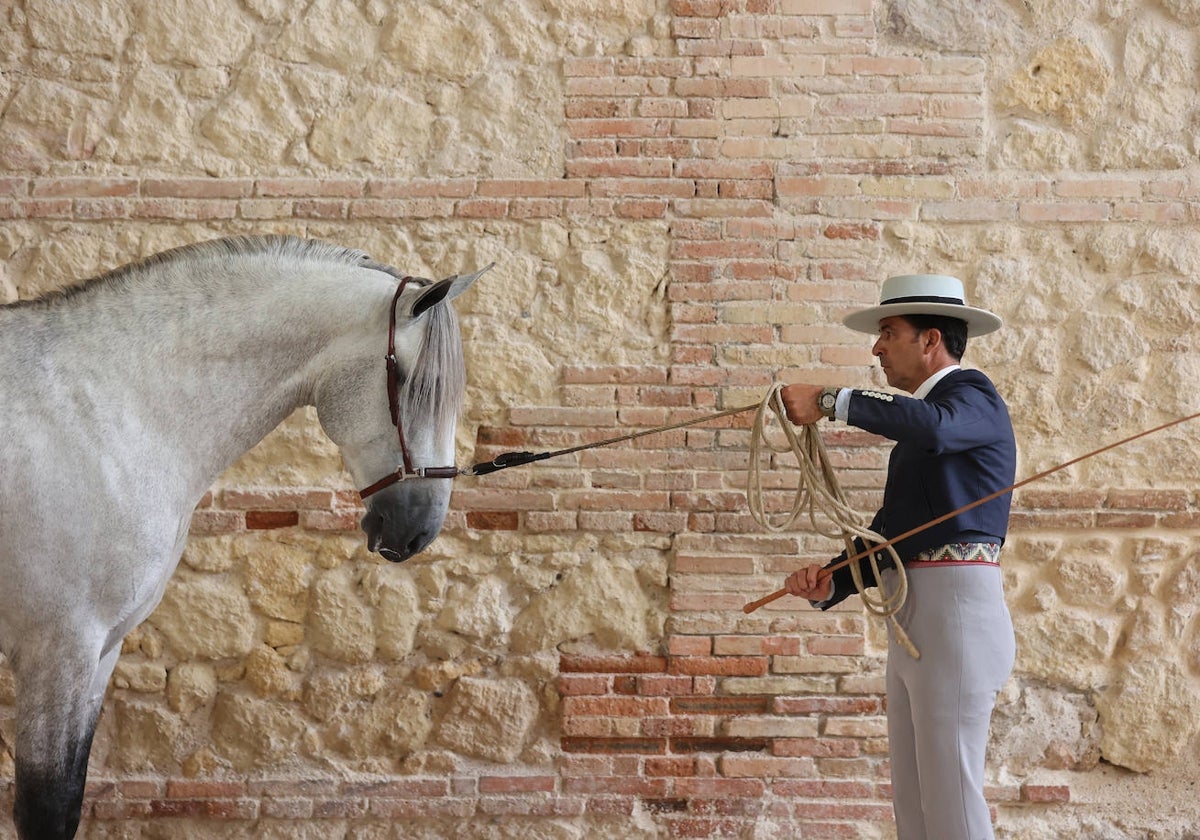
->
xmin=818 ymin=387 xmax=840 ymax=419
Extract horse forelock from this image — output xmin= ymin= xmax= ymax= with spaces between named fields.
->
xmin=401 ymin=300 xmax=465 ymax=439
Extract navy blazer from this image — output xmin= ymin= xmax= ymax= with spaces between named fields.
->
xmin=821 ymin=368 xmax=1017 ymax=609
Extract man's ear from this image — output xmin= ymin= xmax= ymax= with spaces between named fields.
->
xmin=920 ymin=326 xmax=943 ymax=354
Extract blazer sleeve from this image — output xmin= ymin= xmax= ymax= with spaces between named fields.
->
xmin=847 ymin=373 xmax=1009 ymax=455
xmin=815 ymin=508 xmax=896 ymax=610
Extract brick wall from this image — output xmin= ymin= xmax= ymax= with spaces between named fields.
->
xmin=5 ymin=0 xmax=1200 ymax=836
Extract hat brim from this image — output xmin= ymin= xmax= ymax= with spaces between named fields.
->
xmin=842 ymin=302 xmax=1003 ymax=337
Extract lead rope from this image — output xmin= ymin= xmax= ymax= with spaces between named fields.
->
xmin=746 ymin=385 xmax=919 ymax=658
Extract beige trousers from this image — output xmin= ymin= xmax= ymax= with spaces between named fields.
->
xmin=881 ymin=563 xmax=1015 ymax=840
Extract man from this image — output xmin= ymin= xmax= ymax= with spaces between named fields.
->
xmin=780 ymin=274 xmax=1017 ymax=840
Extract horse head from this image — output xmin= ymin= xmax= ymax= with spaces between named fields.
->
xmin=316 ymin=264 xmax=488 ymax=562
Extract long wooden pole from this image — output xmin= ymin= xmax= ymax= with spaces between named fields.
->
xmin=742 ymin=408 xmax=1200 ymax=614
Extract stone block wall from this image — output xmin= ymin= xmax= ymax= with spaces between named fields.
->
xmin=3 ymin=0 xmax=1200 ymax=837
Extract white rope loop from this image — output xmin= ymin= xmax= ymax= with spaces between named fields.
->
xmin=746 ymin=385 xmax=919 ymax=659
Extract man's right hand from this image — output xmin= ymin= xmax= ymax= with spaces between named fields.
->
xmin=784 ymin=563 xmax=832 ymax=602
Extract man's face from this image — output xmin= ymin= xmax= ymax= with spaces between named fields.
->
xmin=871 ymin=316 xmax=927 ymax=393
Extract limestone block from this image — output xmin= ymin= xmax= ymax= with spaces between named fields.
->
xmin=302 ymin=666 xmax=386 ymax=722
xmin=181 ymin=535 xmax=236 ymax=574
xmin=1122 ymin=15 xmax=1196 ymax=131
xmin=359 ymin=565 xmax=422 ymax=661
xmin=988 ymin=685 xmax=1100 ymax=773
xmin=884 ymin=0 xmax=1020 ymax=52
xmin=244 ymin=645 xmax=296 ymax=698
xmin=435 ymin=676 xmax=538 ymax=763
xmin=140 ymin=0 xmax=255 ymax=67
xmin=309 ymin=565 xmax=376 ymax=663
xmin=264 ymin=620 xmax=305 ymax=648
xmin=534 ymin=0 xmax=660 ymax=52
xmin=149 ymin=574 xmax=256 ymax=660
xmin=1092 ymin=120 xmax=1192 ymax=170
xmin=211 ymin=691 xmax=308 ymax=771
xmin=0 ymin=78 xmax=104 ymax=171
xmin=199 ymin=56 xmax=307 ymax=169
xmin=509 ymin=558 xmax=664 ymax=654
xmin=112 ymin=700 xmax=183 ymax=772
xmin=380 ymin=6 xmax=493 ymax=82
xmin=240 ymin=536 xmax=316 ymax=622
xmin=112 ymin=662 xmax=168 ymax=694
xmin=309 ymin=87 xmax=436 ymax=169
xmin=412 ymin=659 xmax=486 ymax=693
xmin=1050 ymin=538 xmax=1126 ymax=607
xmin=318 ymin=684 xmax=432 ymax=761
xmin=1073 ymin=314 xmax=1148 ymax=375
xmin=1015 ymin=605 xmax=1121 ymax=691
xmin=435 ymin=576 xmax=514 ymax=641
xmin=271 ymin=0 xmax=378 ymax=74
xmin=1160 ymin=0 xmax=1200 ymax=24
xmin=1096 ymin=660 xmax=1200 ymax=772
xmin=105 ymin=66 xmax=192 ymax=166
xmin=25 ymin=0 xmax=131 ymax=59
xmin=1000 ymin=39 xmax=1111 ymax=127
xmin=167 ymin=663 xmax=218 ymax=715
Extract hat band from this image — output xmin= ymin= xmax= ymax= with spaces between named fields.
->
xmin=882 ymin=294 xmax=965 ymax=306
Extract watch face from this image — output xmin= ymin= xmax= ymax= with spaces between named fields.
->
xmin=820 ymin=392 xmax=836 ymax=410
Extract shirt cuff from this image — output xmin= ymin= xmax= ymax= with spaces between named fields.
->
xmin=834 ymin=388 xmax=852 ymax=423
xmin=809 ymin=579 xmax=836 ymax=609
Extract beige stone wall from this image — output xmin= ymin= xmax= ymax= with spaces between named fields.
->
xmin=3 ymin=0 xmax=1200 ymax=837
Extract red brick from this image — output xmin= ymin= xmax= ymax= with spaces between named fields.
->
xmin=256 ymin=178 xmax=365 ymax=197
xmin=143 ymin=178 xmax=253 ymax=198
xmin=561 ymin=737 xmax=667 ymax=755
xmin=667 ymin=635 xmax=713 ymax=656
xmin=563 ymin=696 xmax=670 ymax=717
xmin=466 ymin=510 xmax=520 ymax=530
xmin=31 ymin=177 xmax=137 ymax=197
xmin=164 ymin=780 xmax=246 ymax=798
xmin=558 ymin=674 xmax=612 ymax=695
xmin=479 ymin=775 xmax=556 ymax=793
xmin=245 ymin=510 xmax=300 ymax=530
xmin=646 ymin=756 xmax=697 ymax=777
xmin=222 ymin=488 xmax=334 ymax=510
xmin=667 ymin=657 xmax=768 ymax=681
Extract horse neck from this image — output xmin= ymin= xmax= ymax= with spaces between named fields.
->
xmin=39 ymin=259 xmax=392 ymax=498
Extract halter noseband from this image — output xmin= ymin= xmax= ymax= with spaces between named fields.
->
xmin=358 ymin=277 xmax=460 ymax=500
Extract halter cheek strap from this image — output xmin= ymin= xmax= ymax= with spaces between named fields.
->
xmin=358 ymin=277 xmax=461 ymax=500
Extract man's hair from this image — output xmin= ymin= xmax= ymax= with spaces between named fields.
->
xmin=901 ymin=313 xmax=968 ymax=360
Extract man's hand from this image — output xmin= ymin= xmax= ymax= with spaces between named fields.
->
xmin=784 ymin=563 xmax=832 ymax=602
xmin=780 ymin=383 xmax=823 ymax=425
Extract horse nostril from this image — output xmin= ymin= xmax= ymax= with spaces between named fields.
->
xmin=406 ymin=531 xmax=432 ymax=557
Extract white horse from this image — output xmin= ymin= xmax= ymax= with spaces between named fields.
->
xmin=0 ymin=236 xmax=484 ymax=839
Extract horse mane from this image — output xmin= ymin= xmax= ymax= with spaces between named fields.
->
xmin=4 ymin=235 xmax=410 ymax=310
xmin=92 ymin=234 xmax=412 ymax=292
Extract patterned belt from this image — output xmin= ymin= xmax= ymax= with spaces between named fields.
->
xmin=909 ymin=542 xmax=1001 ymax=567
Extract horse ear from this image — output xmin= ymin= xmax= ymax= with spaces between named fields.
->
xmin=411 ymin=262 xmax=493 ymax=318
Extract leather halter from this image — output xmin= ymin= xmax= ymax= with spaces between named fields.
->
xmin=358 ymin=277 xmax=461 ymax=500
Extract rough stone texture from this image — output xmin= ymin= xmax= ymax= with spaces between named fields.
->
xmin=435 ymin=676 xmax=539 ymax=763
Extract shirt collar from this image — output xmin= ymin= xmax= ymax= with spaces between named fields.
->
xmin=913 ymin=364 xmax=960 ymax=400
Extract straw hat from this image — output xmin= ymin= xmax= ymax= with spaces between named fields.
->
xmin=842 ymin=274 xmax=1002 ymax=337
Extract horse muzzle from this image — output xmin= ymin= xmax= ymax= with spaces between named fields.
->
xmin=360 ymin=485 xmax=449 ymax=562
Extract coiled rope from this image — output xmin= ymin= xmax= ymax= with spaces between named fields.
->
xmin=746 ymin=385 xmax=919 ymax=658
